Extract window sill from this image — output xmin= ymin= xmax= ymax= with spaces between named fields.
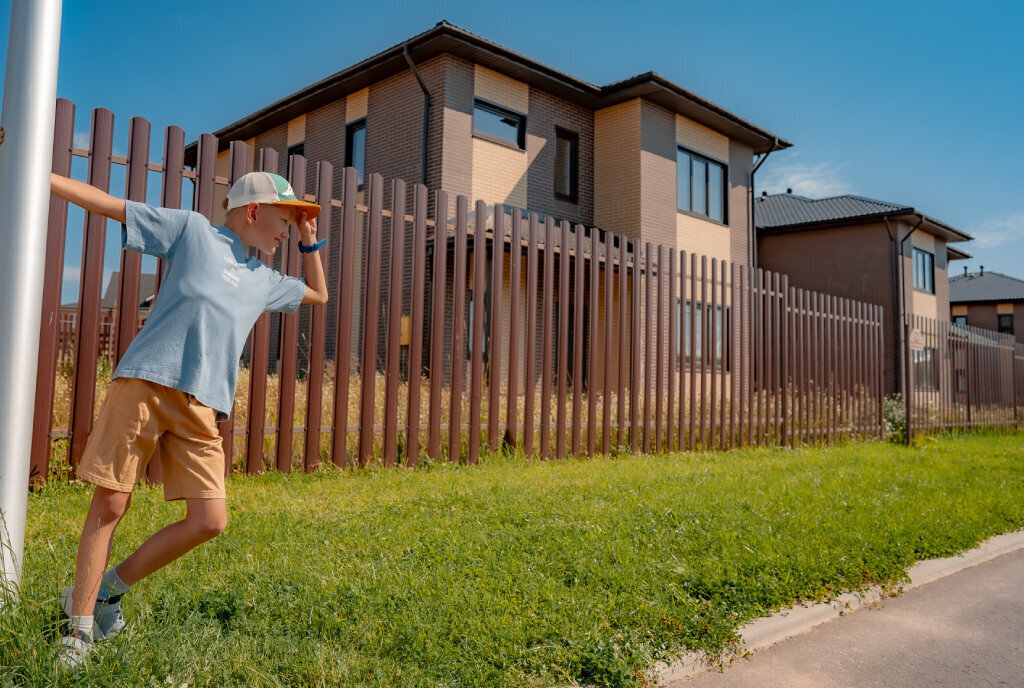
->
xmin=677 ymin=209 xmax=728 ymax=228
xmin=912 ymin=287 xmax=936 ymax=295
xmin=472 ymin=131 xmax=525 ymax=152
xmin=554 ymin=192 xmax=578 ymax=205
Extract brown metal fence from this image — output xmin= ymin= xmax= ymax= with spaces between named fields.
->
xmin=904 ymin=314 xmax=1023 ymax=440
xmin=30 ymin=99 xmax=889 ymax=485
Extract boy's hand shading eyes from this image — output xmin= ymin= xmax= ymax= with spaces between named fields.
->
xmin=295 ymin=211 xmax=317 ymax=245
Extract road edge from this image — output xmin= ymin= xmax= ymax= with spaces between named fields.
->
xmin=655 ymin=528 xmax=1024 ymax=686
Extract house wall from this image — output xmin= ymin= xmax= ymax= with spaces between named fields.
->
xmin=757 ymin=220 xmax=899 ymax=393
xmin=958 ymin=302 xmax=1024 ymax=345
xmin=594 ymin=99 xmax=642 ymax=241
xmin=675 ymin=114 xmax=732 ymax=263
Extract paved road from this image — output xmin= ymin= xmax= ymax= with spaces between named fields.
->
xmin=680 ymin=548 xmax=1024 ymax=688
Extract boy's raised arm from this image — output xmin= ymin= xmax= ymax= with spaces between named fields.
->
xmin=0 ymin=128 xmax=125 ymax=223
xmin=50 ymin=173 xmax=127 ymax=224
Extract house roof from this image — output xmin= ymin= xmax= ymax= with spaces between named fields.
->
xmin=755 ymin=192 xmax=973 ymax=245
xmin=187 ymin=21 xmax=791 ymax=162
xmin=949 ymin=270 xmax=1024 ymax=303
xmin=61 ymin=272 xmax=158 ymax=311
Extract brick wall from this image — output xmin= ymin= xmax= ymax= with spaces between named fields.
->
xmin=524 ymin=87 xmax=594 ymax=226
xmin=594 ymin=99 xmax=642 ymax=239
xmin=757 ymin=221 xmax=899 ymax=392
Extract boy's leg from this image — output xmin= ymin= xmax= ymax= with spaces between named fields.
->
xmin=112 ymin=498 xmax=226 ymax=585
xmin=71 ymin=486 xmax=132 ymax=617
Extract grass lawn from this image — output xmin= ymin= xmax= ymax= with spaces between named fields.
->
xmin=2 ymin=433 xmax=1022 ymax=687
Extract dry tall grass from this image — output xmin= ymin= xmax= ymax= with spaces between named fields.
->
xmin=48 ymin=357 xmax=890 ymax=478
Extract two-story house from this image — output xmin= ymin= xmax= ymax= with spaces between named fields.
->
xmin=756 ymin=191 xmax=972 ymax=395
xmin=187 ymin=21 xmax=790 ymax=385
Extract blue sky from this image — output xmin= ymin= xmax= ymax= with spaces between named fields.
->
xmin=1 ymin=0 xmax=1021 ymax=304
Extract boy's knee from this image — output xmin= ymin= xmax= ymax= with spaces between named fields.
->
xmin=190 ymin=513 xmax=227 ymax=541
xmin=91 ymin=488 xmax=131 ymax=526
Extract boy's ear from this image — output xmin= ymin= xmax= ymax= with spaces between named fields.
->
xmin=246 ymin=202 xmax=260 ymax=223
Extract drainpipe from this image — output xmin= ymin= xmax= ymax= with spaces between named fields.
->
xmin=898 ymin=214 xmax=925 ymax=340
xmin=403 ymin=45 xmax=430 ymax=186
xmin=884 ymin=216 xmax=901 ymax=394
xmin=897 ymin=214 xmax=924 ymax=444
xmin=749 ymin=137 xmax=780 ymax=271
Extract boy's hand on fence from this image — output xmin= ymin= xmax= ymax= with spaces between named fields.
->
xmin=296 ymin=211 xmax=317 ymax=245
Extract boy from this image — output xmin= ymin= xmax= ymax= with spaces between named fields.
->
xmin=0 ymin=127 xmax=330 ymax=668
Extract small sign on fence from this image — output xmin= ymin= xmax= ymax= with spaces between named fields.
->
xmin=909 ymin=328 xmax=925 ymax=352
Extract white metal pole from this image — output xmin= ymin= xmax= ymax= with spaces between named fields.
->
xmin=0 ymin=0 xmax=63 ymax=604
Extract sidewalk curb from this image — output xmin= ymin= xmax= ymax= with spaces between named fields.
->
xmin=655 ymin=529 xmax=1024 ymax=686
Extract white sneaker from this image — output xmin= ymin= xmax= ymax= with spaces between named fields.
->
xmin=60 ymin=586 xmax=126 ymax=640
xmin=58 ymin=631 xmax=93 ymax=669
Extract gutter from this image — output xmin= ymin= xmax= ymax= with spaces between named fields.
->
xmin=403 ymin=45 xmax=430 ymax=186
xmin=749 ymin=137 xmax=780 ymax=271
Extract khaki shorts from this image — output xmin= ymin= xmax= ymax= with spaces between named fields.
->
xmin=77 ymin=378 xmax=226 ymax=501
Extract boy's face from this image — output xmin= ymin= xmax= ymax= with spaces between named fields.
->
xmin=248 ymin=203 xmax=293 ymax=254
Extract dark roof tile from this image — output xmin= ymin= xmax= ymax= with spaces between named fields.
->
xmin=949 ymin=271 xmax=1024 ymax=303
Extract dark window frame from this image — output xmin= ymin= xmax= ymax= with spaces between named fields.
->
xmin=677 ymin=145 xmax=728 ymax=225
xmin=286 ymin=142 xmax=305 ymax=178
xmin=952 ymin=315 xmax=967 ymax=327
xmin=998 ymin=313 xmax=1014 ymax=334
xmin=553 ymin=127 xmax=579 ymax=203
xmin=344 ymin=118 xmax=367 ymax=188
xmin=472 ymin=98 xmax=526 ymax=150
xmin=912 ymin=247 xmax=935 ymax=294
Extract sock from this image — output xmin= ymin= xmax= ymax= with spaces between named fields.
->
xmin=69 ymin=615 xmax=93 ymax=642
xmin=98 ymin=568 xmax=130 ymax=601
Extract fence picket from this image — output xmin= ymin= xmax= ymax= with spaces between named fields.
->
xmin=276 ymin=153 xmax=304 ymax=472
xmin=30 ymin=98 xmax=75 ymax=484
xmin=488 ymin=204 xmax=505 ymax=452
xmin=468 ymin=200 xmax=487 ymax=464
xmin=383 ymin=179 xmax=406 ymax=467
xmin=304 ymin=161 xmax=332 ymax=471
xmin=427 ymin=190 xmax=448 ymax=461
xmin=449 ymin=196 xmax=469 ymax=462
xmin=358 ymin=173 xmax=384 ymax=467
xmin=406 ymin=184 xmax=428 ymax=467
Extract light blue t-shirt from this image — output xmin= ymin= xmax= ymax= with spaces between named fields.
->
xmin=113 ymin=201 xmax=306 ymax=419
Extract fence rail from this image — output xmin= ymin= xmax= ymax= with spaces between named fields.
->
xmin=28 ymin=98 xmax=1016 ymax=485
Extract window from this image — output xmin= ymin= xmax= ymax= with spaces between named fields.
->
xmin=677 ymin=147 xmax=727 ymax=223
xmin=473 ymin=99 xmax=525 ymax=149
xmin=554 ymin=128 xmax=578 ymax=202
xmin=676 ymin=299 xmax=728 ymax=369
xmin=953 ymin=315 xmax=967 ymax=327
xmin=998 ymin=314 xmax=1014 ymax=334
xmin=344 ymin=119 xmax=366 ymax=187
xmin=912 ymin=248 xmax=934 ymax=293
xmin=912 ymin=347 xmax=938 ymax=390
xmin=286 ymin=142 xmax=304 ymax=178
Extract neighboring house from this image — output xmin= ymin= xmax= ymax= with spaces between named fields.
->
xmin=949 ymin=268 xmax=1024 ymax=345
xmin=60 ymin=272 xmax=157 ymax=358
xmin=185 ymin=21 xmax=791 ymax=383
xmin=755 ymin=191 xmax=972 ymax=395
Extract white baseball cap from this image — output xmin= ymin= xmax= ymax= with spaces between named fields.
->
xmin=225 ymin=171 xmax=321 ymax=220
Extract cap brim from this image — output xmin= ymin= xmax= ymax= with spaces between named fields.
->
xmin=275 ymin=200 xmax=322 ymax=221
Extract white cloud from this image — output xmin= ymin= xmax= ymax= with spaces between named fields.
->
xmin=969 ymin=211 xmax=1024 ymax=249
xmin=759 ymin=162 xmax=853 ymax=198
xmin=63 ymin=264 xmax=80 ymax=283
xmin=73 ymin=131 xmax=90 ymax=150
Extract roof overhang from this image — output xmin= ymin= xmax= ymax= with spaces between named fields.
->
xmin=758 ymin=210 xmax=973 ymax=244
xmin=946 ymin=244 xmax=971 ymax=261
xmin=186 ymin=21 xmax=790 ymax=163
xmin=597 ymin=73 xmax=791 ymax=153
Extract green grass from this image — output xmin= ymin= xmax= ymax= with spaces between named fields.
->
xmin=2 ymin=433 xmax=1023 ymax=687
